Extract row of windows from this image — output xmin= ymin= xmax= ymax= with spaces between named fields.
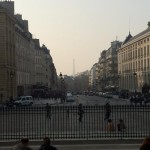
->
xmin=120 ymin=45 xmax=150 ymax=62
xmin=17 ymin=61 xmax=34 ymax=73
xmin=121 ymin=58 xmax=150 ymax=72
xmin=122 ymin=37 xmax=150 ymax=51
xmin=17 ymin=73 xmax=30 ymax=85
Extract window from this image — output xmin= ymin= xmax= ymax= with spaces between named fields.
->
xmin=141 ymin=60 xmax=143 ymax=69
xmin=135 ymin=50 xmax=137 ymax=59
xmin=141 ymin=48 xmax=143 ymax=56
xmin=22 ymin=98 xmax=26 ymax=101
xmin=147 ymin=45 xmax=149 ymax=55
xmin=138 ymin=48 xmax=140 ymax=57
xmin=144 ymin=47 xmax=146 ymax=55
xmin=148 ymin=59 xmax=150 ymax=68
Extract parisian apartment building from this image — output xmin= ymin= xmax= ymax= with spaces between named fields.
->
xmin=89 ymin=40 xmax=121 ymax=92
xmin=118 ymin=22 xmax=150 ymax=92
xmin=0 ymin=1 xmax=57 ymax=103
xmin=90 ymin=23 xmax=150 ymax=93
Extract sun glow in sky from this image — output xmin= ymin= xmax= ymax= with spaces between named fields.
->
xmin=14 ymin=0 xmax=150 ymax=76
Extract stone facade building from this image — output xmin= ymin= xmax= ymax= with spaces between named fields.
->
xmin=89 ymin=63 xmax=99 ymax=91
xmin=99 ymin=50 xmax=106 ymax=91
xmin=15 ymin=14 xmax=35 ymax=96
xmin=0 ymin=1 xmax=58 ymax=102
xmin=0 ymin=5 xmax=16 ymax=102
xmin=98 ymin=41 xmax=121 ymax=91
xmin=118 ymin=23 xmax=150 ymax=92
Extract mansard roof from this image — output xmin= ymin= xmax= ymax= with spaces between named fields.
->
xmin=122 ymin=23 xmax=150 ymax=45
xmin=129 ymin=26 xmax=150 ymax=42
xmin=122 ymin=32 xmax=132 ymax=45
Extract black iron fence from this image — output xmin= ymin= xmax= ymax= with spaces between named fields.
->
xmin=0 ymin=105 xmax=150 ymax=140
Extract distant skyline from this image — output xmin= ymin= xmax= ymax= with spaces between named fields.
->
xmin=14 ymin=0 xmax=150 ymax=76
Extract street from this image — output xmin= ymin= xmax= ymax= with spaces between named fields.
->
xmin=32 ymin=94 xmax=130 ymax=106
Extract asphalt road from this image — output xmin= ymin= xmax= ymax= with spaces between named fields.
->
xmin=76 ymin=95 xmax=130 ymax=105
xmin=32 ymin=94 xmax=130 ymax=106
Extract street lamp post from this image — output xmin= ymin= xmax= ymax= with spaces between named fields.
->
xmin=10 ymin=71 xmax=14 ymax=100
xmin=133 ymin=72 xmax=137 ymax=96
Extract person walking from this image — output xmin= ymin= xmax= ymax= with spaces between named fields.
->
xmin=104 ymin=102 xmax=111 ymax=121
xmin=46 ymin=103 xmax=51 ymax=119
xmin=66 ymin=108 xmax=69 ymax=118
xmin=39 ymin=137 xmax=57 ymax=150
xmin=140 ymin=137 xmax=150 ymax=150
xmin=78 ymin=103 xmax=84 ymax=123
xmin=12 ymin=137 xmax=32 ymax=150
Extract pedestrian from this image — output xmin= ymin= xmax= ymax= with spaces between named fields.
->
xmin=104 ymin=102 xmax=111 ymax=121
xmin=46 ymin=103 xmax=51 ymax=119
xmin=66 ymin=108 xmax=69 ymax=118
xmin=140 ymin=137 xmax=150 ymax=150
xmin=130 ymin=95 xmax=134 ymax=104
xmin=39 ymin=137 xmax=57 ymax=150
xmin=78 ymin=103 xmax=84 ymax=123
xmin=12 ymin=137 xmax=32 ymax=150
xmin=117 ymin=119 xmax=126 ymax=132
xmin=107 ymin=119 xmax=115 ymax=132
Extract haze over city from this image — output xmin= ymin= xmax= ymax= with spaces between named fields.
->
xmin=14 ymin=0 xmax=150 ymax=76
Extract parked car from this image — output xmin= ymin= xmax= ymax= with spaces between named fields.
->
xmin=14 ymin=96 xmax=33 ymax=106
xmin=98 ymin=92 xmax=103 ymax=97
xmin=66 ymin=93 xmax=75 ymax=102
xmin=104 ymin=92 xmax=113 ymax=98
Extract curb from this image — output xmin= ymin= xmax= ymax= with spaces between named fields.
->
xmin=0 ymin=139 xmax=143 ymax=146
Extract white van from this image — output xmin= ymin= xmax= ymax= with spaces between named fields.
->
xmin=14 ymin=96 xmax=33 ymax=106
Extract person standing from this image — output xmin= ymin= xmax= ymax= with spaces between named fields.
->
xmin=117 ymin=119 xmax=126 ymax=132
xmin=39 ymin=137 xmax=57 ymax=150
xmin=107 ymin=119 xmax=115 ymax=132
xmin=140 ymin=137 xmax=150 ymax=150
xmin=12 ymin=137 xmax=32 ymax=150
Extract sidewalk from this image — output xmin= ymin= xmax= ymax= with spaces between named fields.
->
xmin=0 ymin=144 xmax=141 ymax=150
xmin=0 ymin=139 xmax=142 ymax=150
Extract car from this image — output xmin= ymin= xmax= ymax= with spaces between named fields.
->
xmin=66 ymin=93 xmax=75 ymax=102
xmin=104 ymin=92 xmax=113 ymax=98
xmin=14 ymin=96 xmax=33 ymax=106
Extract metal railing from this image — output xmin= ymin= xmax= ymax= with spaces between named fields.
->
xmin=0 ymin=105 xmax=150 ymax=140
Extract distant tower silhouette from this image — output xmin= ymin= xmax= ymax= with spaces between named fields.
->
xmin=73 ymin=59 xmax=75 ymax=76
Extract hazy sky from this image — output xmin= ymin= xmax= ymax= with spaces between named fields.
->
xmin=14 ymin=0 xmax=150 ymax=76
